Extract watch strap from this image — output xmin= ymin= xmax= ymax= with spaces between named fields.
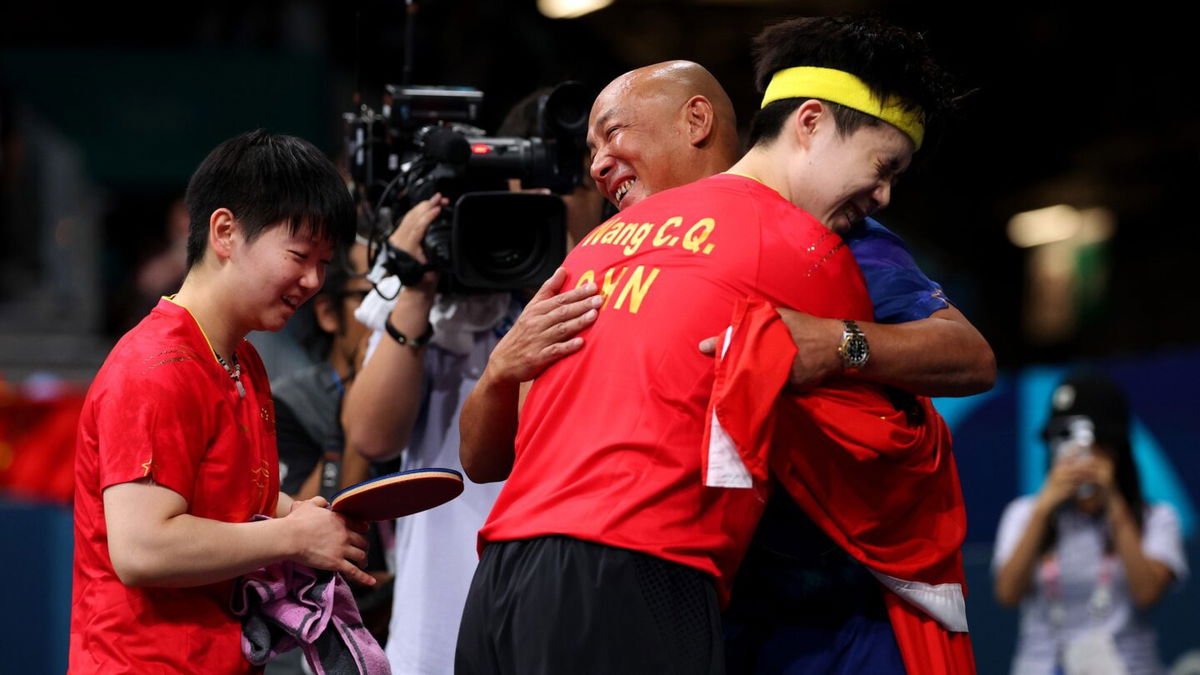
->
xmin=385 ymin=317 xmax=435 ymax=348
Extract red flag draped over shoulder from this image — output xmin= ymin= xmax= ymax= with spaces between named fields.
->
xmin=701 ymin=298 xmax=976 ymax=674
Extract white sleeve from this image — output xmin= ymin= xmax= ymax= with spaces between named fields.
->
xmin=992 ymin=496 xmax=1038 ymax=574
xmin=1142 ymin=502 xmax=1189 ymax=585
xmin=353 ymin=247 xmax=401 ymax=333
xmin=354 ymin=279 xmax=401 ymax=333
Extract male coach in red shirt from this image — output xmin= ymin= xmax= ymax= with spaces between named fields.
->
xmin=455 ymin=15 xmax=964 ymax=675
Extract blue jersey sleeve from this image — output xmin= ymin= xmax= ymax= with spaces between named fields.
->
xmin=844 ymin=218 xmax=950 ymax=324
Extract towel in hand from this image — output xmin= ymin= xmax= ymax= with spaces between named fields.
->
xmin=232 ymin=559 xmax=390 ymax=675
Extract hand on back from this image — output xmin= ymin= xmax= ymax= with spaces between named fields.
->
xmin=487 ymin=268 xmax=602 ymax=384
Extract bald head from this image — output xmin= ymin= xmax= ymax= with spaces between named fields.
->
xmin=587 ymin=60 xmax=741 ymax=210
xmin=638 ymin=62 xmax=737 ymax=139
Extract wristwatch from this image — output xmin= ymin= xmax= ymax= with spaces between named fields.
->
xmin=837 ymin=320 xmax=870 ymax=372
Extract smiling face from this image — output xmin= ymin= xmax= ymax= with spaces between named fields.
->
xmin=788 ymin=116 xmax=914 ymax=232
xmin=229 ymin=220 xmax=334 ymax=333
xmin=586 ymin=76 xmax=699 ymax=211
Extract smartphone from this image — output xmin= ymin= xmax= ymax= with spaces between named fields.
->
xmin=1049 ymin=415 xmax=1097 ymax=497
xmin=1050 ymin=415 xmax=1095 ymax=463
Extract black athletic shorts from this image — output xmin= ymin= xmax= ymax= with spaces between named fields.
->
xmin=455 ymin=535 xmax=724 ymax=675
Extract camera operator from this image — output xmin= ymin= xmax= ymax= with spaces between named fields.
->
xmin=339 ymin=90 xmax=604 ymax=675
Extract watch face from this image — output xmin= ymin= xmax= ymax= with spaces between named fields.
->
xmin=840 ymin=323 xmax=869 ymax=369
xmin=845 ymin=336 xmax=868 ymax=365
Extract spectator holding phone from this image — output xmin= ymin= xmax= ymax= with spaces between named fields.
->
xmin=992 ymin=369 xmax=1188 ymax=675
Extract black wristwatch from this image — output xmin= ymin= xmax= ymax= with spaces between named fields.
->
xmin=837 ymin=319 xmax=870 ymax=372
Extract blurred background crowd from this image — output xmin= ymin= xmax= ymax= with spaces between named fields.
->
xmin=1 ymin=1 xmax=1196 ymax=673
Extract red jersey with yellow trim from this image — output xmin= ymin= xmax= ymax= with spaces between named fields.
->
xmin=478 ymin=174 xmax=874 ymax=602
xmin=70 ymin=298 xmax=279 ymax=674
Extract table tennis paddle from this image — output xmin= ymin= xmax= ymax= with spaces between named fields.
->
xmin=329 ymin=468 xmax=464 ymax=521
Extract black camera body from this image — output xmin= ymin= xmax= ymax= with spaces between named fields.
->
xmin=345 ymin=82 xmax=588 ymax=293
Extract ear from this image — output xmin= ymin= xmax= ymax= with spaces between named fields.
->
xmin=208 ymin=208 xmax=238 ymax=262
xmin=312 ymin=294 xmax=340 ymax=334
xmin=790 ymin=99 xmax=826 ymax=151
xmin=683 ymin=95 xmax=715 ymax=147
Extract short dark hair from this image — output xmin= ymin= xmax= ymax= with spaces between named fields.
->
xmin=184 ymin=129 xmax=356 ymax=268
xmin=747 ymin=15 xmax=957 ymax=148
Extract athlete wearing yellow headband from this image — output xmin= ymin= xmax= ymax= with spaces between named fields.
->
xmin=760 ymin=66 xmax=926 ymax=150
xmin=728 ymin=16 xmax=956 ymax=235
xmin=722 ymin=14 xmax=974 ymax=675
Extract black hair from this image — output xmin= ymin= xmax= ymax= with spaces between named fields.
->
xmin=1111 ymin=439 xmax=1147 ymax=532
xmin=184 ymin=129 xmax=356 ymax=268
xmin=747 ymin=15 xmax=957 ymax=148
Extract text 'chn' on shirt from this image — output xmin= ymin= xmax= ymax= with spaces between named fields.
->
xmin=478 ymin=173 xmax=874 ymax=603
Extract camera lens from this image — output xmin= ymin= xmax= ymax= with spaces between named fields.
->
xmin=541 ymin=82 xmax=589 ymax=136
xmin=451 ymin=192 xmax=566 ymax=291
xmin=464 ymin=213 xmax=546 ymax=282
xmin=422 ymin=220 xmax=453 ymax=269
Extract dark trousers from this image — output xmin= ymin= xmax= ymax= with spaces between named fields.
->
xmin=456 ymin=535 xmax=724 ymax=675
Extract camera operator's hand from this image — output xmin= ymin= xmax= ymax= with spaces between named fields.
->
xmin=1078 ymin=453 xmax=1117 ymax=502
xmin=1035 ymin=458 xmax=1091 ymax=514
xmin=390 ymin=194 xmax=449 ymax=293
xmin=485 ymin=268 xmax=601 ymax=384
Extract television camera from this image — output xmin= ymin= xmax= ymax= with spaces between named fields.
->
xmin=344 ymin=82 xmax=589 ymax=293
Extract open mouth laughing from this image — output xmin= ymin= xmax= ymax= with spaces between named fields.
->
xmin=613 ymin=177 xmax=637 ymax=208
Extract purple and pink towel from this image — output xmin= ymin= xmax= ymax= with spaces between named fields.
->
xmin=232 ymin=554 xmax=389 ymax=674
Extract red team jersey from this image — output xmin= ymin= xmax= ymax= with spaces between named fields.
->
xmin=70 ymin=298 xmax=279 ymax=674
xmin=479 ymin=174 xmax=874 ymax=601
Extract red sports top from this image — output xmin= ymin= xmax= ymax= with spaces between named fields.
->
xmin=479 ymin=174 xmax=874 ymax=602
xmin=70 ymin=298 xmax=279 ymax=674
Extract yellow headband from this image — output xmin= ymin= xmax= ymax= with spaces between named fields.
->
xmin=761 ymin=66 xmax=925 ymax=150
